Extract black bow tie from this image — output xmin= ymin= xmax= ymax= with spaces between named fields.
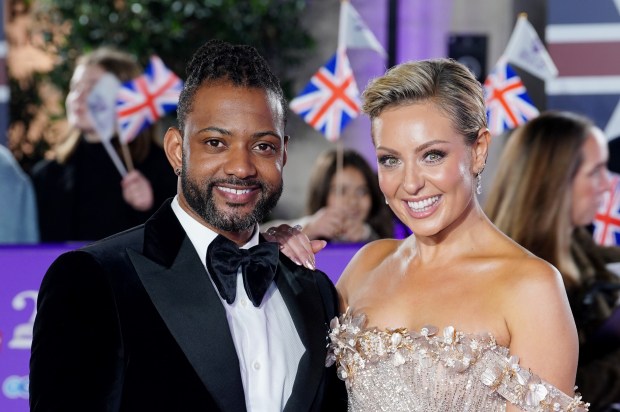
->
xmin=206 ymin=234 xmax=279 ymax=307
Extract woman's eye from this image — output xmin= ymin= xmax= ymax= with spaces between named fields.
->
xmin=424 ymin=150 xmax=445 ymax=163
xmin=356 ymin=187 xmax=369 ymax=197
xmin=379 ymin=156 xmax=399 ymax=167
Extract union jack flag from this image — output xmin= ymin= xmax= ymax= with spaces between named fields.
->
xmin=484 ymin=57 xmax=539 ymax=136
xmin=547 ymin=0 xmax=620 ymax=139
xmin=289 ymin=51 xmax=361 ymax=141
xmin=116 ymin=55 xmax=183 ymax=143
xmin=593 ymin=173 xmax=620 ymax=246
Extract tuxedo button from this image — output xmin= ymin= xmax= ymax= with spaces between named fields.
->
xmin=240 ymin=297 xmax=248 ymax=307
xmin=253 ymin=361 xmax=261 ymax=370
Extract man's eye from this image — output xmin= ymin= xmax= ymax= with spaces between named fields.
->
xmin=255 ymin=143 xmax=276 ymax=153
xmin=205 ymin=139 xmax=222 ymax=147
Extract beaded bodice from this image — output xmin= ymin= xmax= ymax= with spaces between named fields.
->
xmin=326 ymin=310 xmax=589 ymax=412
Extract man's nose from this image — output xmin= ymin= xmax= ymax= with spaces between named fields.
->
xmin=223 ymin=146 xmax=257 ymax=178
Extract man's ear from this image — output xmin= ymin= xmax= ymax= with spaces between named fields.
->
xmin=282 ymin=135 xmax=290 ymax=166
xmin=164 ymin=127 xmax=183 ymax=173
xmin=472 ymin=128 xmax=490 ymax=173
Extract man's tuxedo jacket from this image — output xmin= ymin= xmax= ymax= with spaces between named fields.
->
xmin=30 ymin=200 xmax=346 ymax=411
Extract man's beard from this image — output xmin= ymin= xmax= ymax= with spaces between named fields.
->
xmin=181 ymin=170 xmax=282 ymax=232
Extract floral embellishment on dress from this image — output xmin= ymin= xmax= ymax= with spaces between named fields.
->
xmin=326 ymin=309 xmax=496 ymax=388
xmin=326 ymin=310 xmax=589 ymax=411
xmin=480 ymin=354 xmax=589 ymax=411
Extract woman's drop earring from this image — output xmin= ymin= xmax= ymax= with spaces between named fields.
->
xmin=475 ymin=162 xmax=486 ymax=195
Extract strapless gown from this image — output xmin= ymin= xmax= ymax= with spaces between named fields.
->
xmin=326 ymin=310 xmax=589 ymax=412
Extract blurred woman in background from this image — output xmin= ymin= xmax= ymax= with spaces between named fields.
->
xmin=264 ymin=148 xmax=393 ymax=243
xmin=486 ymin=111 xmax=620 ymax=411
xmin=31 ymin=47 xmax=177 ymax=242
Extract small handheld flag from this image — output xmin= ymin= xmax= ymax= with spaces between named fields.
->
xmin=116 ymin=55 xmax=183 ymax=144
xmin=593 ymin=173 xmax=620 ymax=246
xmin=503 ymin=14 xmax=558 ymax=81
xmin=484 ymin=57 xmax=540 ymax=136
xmin=87 ymin=73 xmax=127 ymax=176
xmin=339 ymin=1 xmax=386 ymax=57
xmin=289 ymin=51 xmax=361 ymax=142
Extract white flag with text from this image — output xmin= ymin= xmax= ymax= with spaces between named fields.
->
xmin=338 ymin=1 xmax=387 ymax=57
xmin=504 ymin=14 xmax=558 ymax=81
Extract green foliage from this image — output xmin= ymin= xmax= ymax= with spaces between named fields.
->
xmin=40 ymin=0 xmax=314 ymax=97
xmin=9 ymin=0 xmax=313 ymax=166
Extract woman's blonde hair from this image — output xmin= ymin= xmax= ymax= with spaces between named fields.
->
xmin=485 ymin=111 xmax=594 ymax=287
xmin=362 ymin=58 xmax=487 ymax=146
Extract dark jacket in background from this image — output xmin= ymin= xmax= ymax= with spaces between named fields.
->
xmin=31 ymin=137 xmax=177 ymax=242
xmin=571 ymin=227 xmax=620 ymax=412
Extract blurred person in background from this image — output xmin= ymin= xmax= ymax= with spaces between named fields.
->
xmin=31 ymin=47 xmax=176 ymax=242
xmin=485 ymin=111 xmax=620 ymax=412
xmin=263 ymin=148 xmax=393 ymax=243
xmin=0 ymin=143 xmax=38 ymax=243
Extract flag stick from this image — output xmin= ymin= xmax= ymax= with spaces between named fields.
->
xmin=336 ymin=140 xmax=344 ymax=198
xmin=336 ymin=0 xmax=347 ymax=199
xmin=337 ymin=0 xmax=349 ymax=53
xmin=100 ymin=137 xmax=128 ymax=177
xmin=120 ymin=142 xmax=134 ymax=172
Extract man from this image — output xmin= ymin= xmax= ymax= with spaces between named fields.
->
xmin=29 ymin=39 xmax=345 ymax=411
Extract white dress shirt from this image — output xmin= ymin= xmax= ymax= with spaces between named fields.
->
xmin=171 ymin=196 xmax=305 ymax=411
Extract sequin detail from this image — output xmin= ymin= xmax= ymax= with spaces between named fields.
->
xmin=326 ymin=310 xmax=589 ymax=412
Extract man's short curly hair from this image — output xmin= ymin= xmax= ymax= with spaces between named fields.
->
xmin=176 ymin=39 xmax=287 ymax=130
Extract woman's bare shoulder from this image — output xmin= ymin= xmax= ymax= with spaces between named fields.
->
xmin=495 ymin=244 xmax=562 ymax=289
xmin=490 ymin=247 xmax=571 ymax=334
xmin=483 ymin=229 xmax=561 ymax=286
xmin=336 ymin=238 xmax=402 ymax=294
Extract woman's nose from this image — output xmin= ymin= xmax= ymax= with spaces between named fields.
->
xmin=403 ymin=164 xmax=424 ymax=194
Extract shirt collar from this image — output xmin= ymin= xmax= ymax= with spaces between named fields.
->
xmin=170 ymin=195 xmax=260 ymax=267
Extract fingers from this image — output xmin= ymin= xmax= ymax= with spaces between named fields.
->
xmin=310 ymin=239 xmax=327 ymax=254
xmin=121 ymin=170 xmax=154 ymax=211
xmin=264 ymin=224 xmax=318 ymax=270
xmin=307 ymin=207 xmax=347 ymax=239
xmin=337 ymin=221 xmax=366 ymax=242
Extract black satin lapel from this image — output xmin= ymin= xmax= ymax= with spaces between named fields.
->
xmin=128 ymin=239 xmax=247 ymax=412
xmin=142 ymin=198 xmax=186 ymax=267
xmin=277 ymin=264 xmax=328 ymax=412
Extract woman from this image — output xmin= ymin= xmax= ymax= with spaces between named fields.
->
xmin=31 ymin=47 xmax=177 ymax=242
xmin=485 ymin=111 xmax=620 ymax=411
xmin=264 ymin=148 xmax=393 ymax=243
xmin=272 ymin=59 xmax=589 ymax=411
